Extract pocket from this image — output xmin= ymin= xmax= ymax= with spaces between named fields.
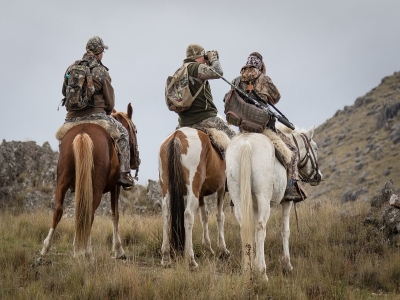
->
xmin=240 ymin=119 xmax=264 ymax=133
xmin=226 ymin=111 xmax=241 ymax=127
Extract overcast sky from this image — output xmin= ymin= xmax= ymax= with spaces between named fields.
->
xmin=1 ymin=0 xmax=399 ymax=185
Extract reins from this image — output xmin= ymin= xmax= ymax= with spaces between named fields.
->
xmin=292 ymin=133 xmax=320 ymax=185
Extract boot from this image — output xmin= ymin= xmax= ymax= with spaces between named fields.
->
xmin=117 ymin=172 xmax=134 ymax=190
xmin=283 ymin=180 xmax=305 ymax=202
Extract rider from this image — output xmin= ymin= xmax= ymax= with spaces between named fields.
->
xmin=62 ymin=36 xmax=134 ymax=189
xmin=176 ymin=43 xmax=236 ymax=139
xmin=235 ymin=52 xmax=306 ymax=202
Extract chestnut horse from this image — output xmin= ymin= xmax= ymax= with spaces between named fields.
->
xmin=41 ymin=103 xmax=137 ymax=258
xmin=159 ymin=127 xmax=230 ymax=268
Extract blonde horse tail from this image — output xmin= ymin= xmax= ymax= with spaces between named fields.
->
xmin=72 ymin=133 xmax=94 ymax=253
xmin=168 ymin=135 xmax=185 ymax=254
xmin=240 ymin=142 xmax=254 ymax=269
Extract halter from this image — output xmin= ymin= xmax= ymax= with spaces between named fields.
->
xmin=292 ymin=133 xmax=321 ymax=186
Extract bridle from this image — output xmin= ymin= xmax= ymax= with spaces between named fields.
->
xmin=292 ymin=133 xmax=321 ymax=186
xmin=113 ymin=112 xmax=139 ymax=180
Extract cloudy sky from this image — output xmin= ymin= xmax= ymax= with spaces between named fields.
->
xmin=1 ymin=0 xmax=399 ymax=185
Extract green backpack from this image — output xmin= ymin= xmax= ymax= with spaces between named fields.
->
xmin=62 ymin=60 xmax=95 ymax=111
xmin=165 ymin=63 xmax=205 ymax=113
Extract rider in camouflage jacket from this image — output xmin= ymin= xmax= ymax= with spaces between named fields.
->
xmin=237 ymin=52 xmax=306 ymax=202
xmin=63 ymin=36 xmax=134 ymax=189
xmin=176 ymin=43 xmax=235 ymax=139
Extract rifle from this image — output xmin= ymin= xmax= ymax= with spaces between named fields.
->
xmin=210 ymin=68 xmax=295 ymax=130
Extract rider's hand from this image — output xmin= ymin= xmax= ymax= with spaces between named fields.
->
xmin=206 ymin=50 xmax=219 ymax=63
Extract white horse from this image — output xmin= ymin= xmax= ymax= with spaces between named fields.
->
xmin=226 ymin=125 xmax=322 ymax=281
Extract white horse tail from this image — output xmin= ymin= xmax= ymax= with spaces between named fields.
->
xmin=240 ymin=142 xmax=254 ymax=269
xmin=72 ymin=133 xmax=94 ymax=254
xmin=167 ymin=135 xmax=185 ymax=254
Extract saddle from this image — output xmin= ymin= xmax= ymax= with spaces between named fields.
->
xmin=196 ymin=127 xmax=230 ymax=160
xmin=55 ymin=120 xmax=121 ymax=142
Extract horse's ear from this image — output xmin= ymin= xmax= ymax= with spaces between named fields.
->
xmin=305 ymin=125 xmax=315 ymax=140
xmin=112 ymin=108 xmax=117 ymax=113
xmin=127 ymin=103 xmax=133 ymax=119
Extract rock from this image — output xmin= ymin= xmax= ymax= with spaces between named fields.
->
xmin=364 ymin=180 xmax=400 ymax=245
xmin=147 ymin=179 xmax=162 ymax=208
xmin=390 ymin=122 xmax=400 ymax=144
xmin=389 ymin=194 xmax=400 ymax=208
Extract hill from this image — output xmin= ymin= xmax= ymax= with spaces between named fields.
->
xmin=310 ymin=71 xmax=400 ymax=202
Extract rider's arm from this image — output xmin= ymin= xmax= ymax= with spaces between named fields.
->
xmin=103 ymin=76 xmax=115 ymax=115
xmin=255 ymin=75 xmax=281 ymax=105
xmin=196 ymin=59 xmax=223 ymax=80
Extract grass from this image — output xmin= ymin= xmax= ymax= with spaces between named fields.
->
xmin=0 ymin=199 xmax=399 ymax=299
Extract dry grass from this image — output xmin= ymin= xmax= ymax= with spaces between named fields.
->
xmin=1 ymin=199 xmax=399 ymax=300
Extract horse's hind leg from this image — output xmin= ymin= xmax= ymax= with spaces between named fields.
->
xmin=41 ymin=182 xmax=69 ymax=256
xmin=110 ymin=186 xmax=126 ymax=259
xmin=216 ymin=187 xmax=230 ymax=257
xmin=199 ymin=196 xmax=214 ymax=255
xmin=281 ymin=201 xmax=293 ymax=271
xmin=185 ymin=192 xmax=199 ymax=269
xmin=161 ymin=192 xmax=172 ymax=267
xmin=254 ymin=193 xmax=271 ymax=281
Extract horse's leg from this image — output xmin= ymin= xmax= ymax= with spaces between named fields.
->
xmin=199 ymin=196 xmax=214 ymax=255
xmin=281 ymin=200 xmax=293 ymax=271
xmin=110 ymin=186 xmax=126 ymax=259
xmin=185 ymin=191 xmax=199 ymax=269
xmin=216 ymin=187 xmax=230 ymax=256
xmin=161 ymin=192 xmax=172 ymax=267
xmin=253 ymin=192 xmax=271 ymax=281
xmin=41 ymin=181 xmax=69 ymax=256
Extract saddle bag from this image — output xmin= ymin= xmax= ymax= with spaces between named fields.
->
xmin=224 ymin=89 xmax=270 ymax=133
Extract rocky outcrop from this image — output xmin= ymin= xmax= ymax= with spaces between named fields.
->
xmin=364 ymin=180 xmax=400 ymax=246
xmin=0 ymin=140 xmax=58 ymax=211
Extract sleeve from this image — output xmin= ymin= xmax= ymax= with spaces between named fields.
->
xmin=196 ymin=59 xmax=223 ymax=80
xmin=255 ymin=75 xmax=281 ymax=105
xmin=102 ymin=75 xmax=115 ymax=115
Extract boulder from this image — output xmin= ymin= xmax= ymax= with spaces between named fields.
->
xmin=364 ymin=180 xmax=400 ymax=246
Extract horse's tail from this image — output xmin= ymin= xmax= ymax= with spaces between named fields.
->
xmin=72 ymin=133 xmax=94 ymax=253
xmin=240 ymin=142 xmax=254 ymax=269
xmin=167 ymin=134 xmax=185 ymax=254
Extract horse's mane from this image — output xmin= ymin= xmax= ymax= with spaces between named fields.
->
xmin=276 ymin=123 xmax=307 ymax=135
xmin=112 ymin=111 xmax=135 ymax=133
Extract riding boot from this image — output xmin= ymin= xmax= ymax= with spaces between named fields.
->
xmin=117 ymin=172 xmax=134 ymax=190
xmin=283 ymin=156 xmax=307 ymax=202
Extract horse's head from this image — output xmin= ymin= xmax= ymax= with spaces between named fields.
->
xmin=291 ymin=125 xmax=322 ymax=186
xmin=112 ymin=103 xmax=139 ymax=171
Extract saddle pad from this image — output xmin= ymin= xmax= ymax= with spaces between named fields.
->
xmin=55 ymin=120 xmax=121 ymax=141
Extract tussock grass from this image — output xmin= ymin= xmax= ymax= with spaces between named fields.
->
xmin=0 ymin=200 xmax=399 ymax=299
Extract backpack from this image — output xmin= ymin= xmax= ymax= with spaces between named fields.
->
xmin=165 ymin=63 xmax=205 ymax=113
xmin=62 ymin=60 xmax=95 ymax=111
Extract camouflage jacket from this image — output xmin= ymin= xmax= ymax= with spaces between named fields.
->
xmin=177 ymin=58 xmax=223 ymax=127
xmin=63 ymin=53 xmax=115 ymax=118
xmin=235 ymin=66 xmax=281 ymax=105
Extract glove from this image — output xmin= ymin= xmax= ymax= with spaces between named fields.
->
xmin=206 ymin=50 xmax=219 ymax=63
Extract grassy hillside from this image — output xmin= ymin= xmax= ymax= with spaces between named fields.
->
xmin=311 ymin=71 xmax=400 ymax=202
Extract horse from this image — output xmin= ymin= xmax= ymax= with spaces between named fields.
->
xmin=158 ymin=127 xmax=230 ymax=268
xmin=40 ymin=103 xmax=137 ymax=259
xmin=226 ymin=125 xmax=322 ymax=281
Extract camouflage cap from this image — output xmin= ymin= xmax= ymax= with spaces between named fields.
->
xmin=86 ymin=36 xmax=108 ymax=55
xmin=186 ymin=43 xmax=205 ymax=60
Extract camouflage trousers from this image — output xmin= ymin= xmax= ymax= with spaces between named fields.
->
xmin=65 ymin=112 xmax=130 ymax=172
xmin=277 ymin=129 xmax=299 ymax=182
xmin=178 ymin=116 xmax=236 ymax=139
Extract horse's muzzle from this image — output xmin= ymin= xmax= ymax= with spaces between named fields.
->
xmin=309 ymin=172 xmax=322 ymax=186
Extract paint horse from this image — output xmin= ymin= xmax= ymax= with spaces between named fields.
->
xmin=159 ymin=127 xmax=230 ymax=268
xmin=41 ymin=103 xmax=137 ymax=258
xmin=226 ymin=125 xmax=322 ymax=281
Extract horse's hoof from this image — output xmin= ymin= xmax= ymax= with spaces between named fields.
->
xmin=189 ymin=260 xmax=199 ymax=271
xmin=219 ymin=250 xmax=231 ymax=259
xmin=161 ymin=259 xmax=172 ymax=268
xmin=116 ymin=254 xmax=127 ymax=260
